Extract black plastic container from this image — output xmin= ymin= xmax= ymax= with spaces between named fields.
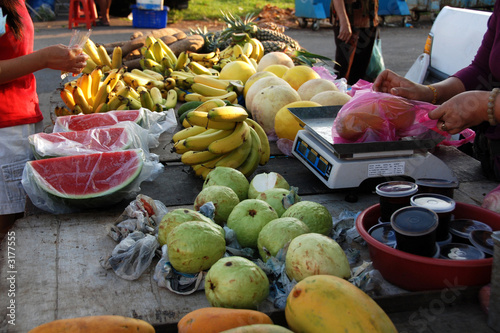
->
xmin=376 ymin=181 xmax=418 ymax=223
xmin=416 ymin=178 xmax=459 ymax=199
xmin=368 ymin=222 xmax=397 ymax=248
xmin=391 ymin=206 xmax=438 ymax=257
xmin=439 ymin=243 xmax=485 ymax=260
xmin=469 ymin=230 xmax=494 ymax=257
xmin=449 ymin=219 xmax=493 ymax=244
xmin=410 ymin=193 xmax=456 ymax=242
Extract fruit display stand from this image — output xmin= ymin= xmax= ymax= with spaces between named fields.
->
xmin=1 ymin=130 xmax=499 ymax=331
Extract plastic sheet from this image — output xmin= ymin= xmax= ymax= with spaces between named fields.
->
xmin=61 ymin=30 xmax=91 ymax=80
xmin=21 ymin=149 xmax=164 ymax=214
xmin=29 ymin=121 xmax=150 ymax=159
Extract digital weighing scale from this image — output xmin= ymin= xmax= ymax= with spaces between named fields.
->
xmin=290 ymin=106 xmax=457 ymax=189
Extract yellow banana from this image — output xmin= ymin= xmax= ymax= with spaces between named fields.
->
xmin=127 ymin=96 xmax=142 ymax=110
xmin=153 ymin=41 xmax=167 ymax=64
xmin=175 ymin=51 xmax=189 ymax=71
xmin=188 ymin=61 xmax=212 ymax=76
xmin=150 ymin=87 xmax=163 ymax=105
xmin=237 ymin=126 xmax=262 ymax=177
xmin=73 ymin=104 xmax=84 ymax=114
xmin=145 ymin=35 xmax=157 ymax=48
xmin=64 ymin=80 xmax=77 ymax=92
xmin=82 ymin=58 xmax=97 ymax=74
xmin=171 ymin=139 xmax=191 ymax=154
xmin=102 ymin=69 xmax=122 ymax=91
xmin=207 ymin=106 xmax=248 ymax=123
xmin=172 ymin=125 xmax=208 ymax=143
xmin=83 ymin=39 xmax=102 ymax=66
xmin=252 ymin=38 xmax=265 ymax=62
xmin=141 ymin=58 xmax=165 ymax=74
xmin=181 ymin=150 xmax=222 ymax=165
xmin=131 ymin=68 xmax=158 ymax=81
xmin=164 ymin=77 xmax=176 ymax=90
xmin=122 ymin=72 xmax=150 ymax=89
xmin=145 ymin=80 xmax=166 ymax=90
xmin=117 ymin=103 xmax=129 ymax=110
xmin=193 ymin=75 xmax=231 ymax=90
xmin=189 ymin=51 xmax=217 ymax=62
xmin=143 ymin=69 xmax=164 ymax=81
xmin=97 ymin=44 xmax=112 ymax=68
xmin=249 ymin=57 xmax=259 ymax=71
xmin=60 ymin=88 xmax=76 ymax=110
xmin=242 ymin=42 xmax=253 ymax=57
xmin=111 ymin=46 xmax=122 ymax=70
xmin=185 ymin=110 xmax=237 ymax=130
xmin=208 ymin=121 xmax=250 ymax=155
xmin=139 ymin=90 xmax=154 ymax=111
xmin=202 ymin=90 xmax=238 ymax=104
xmin=113 ymin=78 xmax=127 ymax=94
xmin=72 ymin=86 xmax=93 ymax=114
xmin=164 ymin=89 xmax=178 ymax=109
xmin=107 ymin=93 xmax=125 ymax=111
xmin=244 ymin=118 xmax=271 ymax=165
xmin=157 ymin=37 xmax=177 ymax=64
xmin=215 ymin=132 xmax=253 ymax=169
xmin=185 ymin=93 xmax=206 ymax=103
xmin=90 ymin=67 xmax=103 ymax=97
xmin=232 ymin=44 xmax=244 ymax=59
xmin=183 ymin=129 xmax=233 ymax=151
xmin=161 ymin=56 xmax=176 ymax=71
xmin=191 ymin=82 xmax=230 ymax=97
xmin=77 ymin=73 xmax=92 ymax=105
xmin=193 ymin=98 xmax=227 ymax=112
xmin=93 ymin=80 xmax=112 ymax=108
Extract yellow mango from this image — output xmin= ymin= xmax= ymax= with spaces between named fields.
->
xmin=285 ymin=275 xmax=398 ymax=333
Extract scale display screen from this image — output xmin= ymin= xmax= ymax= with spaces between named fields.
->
xmin=294 ymin=137 xmax=332 ymax=181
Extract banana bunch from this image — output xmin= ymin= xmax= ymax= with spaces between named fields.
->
xmin=82 ymin=38 xmax=123 ymax=74
xmin=184 ymin=74 xmax=239 ymax=104
xmin=216 ymin=38 xmax=264 ymax=71
xmin=140 ymin=35 xmax=178 ymax=76
xmin=171 ymin=101 xmax=270 ymax=179
xmin=186 ymin=50 xmax=220 ymax=69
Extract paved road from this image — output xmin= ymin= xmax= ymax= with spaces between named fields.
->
xmin=32 ymin=14 xmax=432 ymax=130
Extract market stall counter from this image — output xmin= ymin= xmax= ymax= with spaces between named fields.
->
xmin=1 ymin=129 xmax=499 ymax=332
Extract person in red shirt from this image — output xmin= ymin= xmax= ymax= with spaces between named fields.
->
xmin=373 ymin=0 xmax=500 ymax=181
xmin=0 ymin=0 xmax=88 ymax=239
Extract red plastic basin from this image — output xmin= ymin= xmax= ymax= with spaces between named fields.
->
xmin=356 ymin=202 xmax=500 ymax=291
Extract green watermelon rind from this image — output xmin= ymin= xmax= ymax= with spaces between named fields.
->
xmin=29 ymin=126 xmax=135 ymax=159
xmin=27 ymin=149 xmax=144 ymax=200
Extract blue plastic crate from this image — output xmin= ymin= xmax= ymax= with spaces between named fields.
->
xmin=131 ymin=5 xmax=168 ymax=29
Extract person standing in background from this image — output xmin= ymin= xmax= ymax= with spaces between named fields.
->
xmin=330 ymin=0 xmax=379 ymax=85
xmin=0 ymin=0 xmax=88 ymax=240
xmin=95 ymin=0 xmax=112 ymax=26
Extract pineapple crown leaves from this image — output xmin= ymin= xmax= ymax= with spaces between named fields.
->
xmin=219 ymin=10 xmax=259 ymax=40
xmin=289 ymin=49 xmax=334 ymax=66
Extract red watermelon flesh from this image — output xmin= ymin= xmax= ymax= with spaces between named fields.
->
xmin=55 ymin=109 xmax=144 ymax=132
xmin=30 ymin=126 xmax=133 ymax=158
xmin=26 ymin=149 xmax=144 ymax=199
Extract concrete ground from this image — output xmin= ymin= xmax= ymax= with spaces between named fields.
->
xmin=32 ymin=12 xmax=433 ymax=130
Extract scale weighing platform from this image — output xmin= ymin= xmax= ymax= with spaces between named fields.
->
xmin=290 ymin=106 xmax=457 ymax=189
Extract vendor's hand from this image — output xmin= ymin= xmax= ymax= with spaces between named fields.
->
xmin=373 ymin=69 xmax=429 ymax=101
xmin=337 ymin=21 xmax=352 ymax=42
xmin=42 ymin=44 xmax=89 ymax=74
xmin=428 ymin=91 xmax=489 ymax=134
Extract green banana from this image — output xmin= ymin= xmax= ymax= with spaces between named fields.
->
xmin=139 ymin=90 xmax=154 ymax=111
xmin=208 ymin=121 xmax=250 ymax=155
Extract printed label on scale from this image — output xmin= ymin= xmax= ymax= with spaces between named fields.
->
xmin=367 ymin=161 xmax=405 ymax=177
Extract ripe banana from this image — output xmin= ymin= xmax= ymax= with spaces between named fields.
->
xmin=150 ymin=87 xmax=163 ymax=106
xmin=153 ymin=41 xmax=167 ymax=65
xmin=202 ymin=90 xmax=238 ymax=104
xmin=139 ymin=90 xmax=154 ymax=111
xmin=172 ymin=125 xmax=207 ymax=143
xmin=157 ymin=38 xmax=177 ymax=64
xmin=141 ymin=58 xmax=165 ymax=74
xmin=164 ymin=89 xmax=178 ymax=109
xmin=171 ymin=138 xmax=191 ymax=154
xmin=185 ymin=110 xmax=237 ymax=130
xmin=93 ymin=80 xmax=112 ymax=108
xmin=106 ymin=93 xmax=124 ymax=111
xmin=232 ymin=44 xmax=244 ymax=59
xmin=183 ymin=129 xmax=232 ymax=151
xmin=184 ymin=93 xmax=205 ymax=103
xmin=188 ymin=61 xmax=212 ymax=76
xmin=207 ymin=106 xmax=248 ymax=123
xmin=111 ymin=46 xmax=122 ymax=70
xmin=181 ymin=150 xmax=222 ymax=166
xmin=143 ymin=69 xmax=164 ymax=81
xmin=249 ymin=38 xmax=264 ymax=61
xmin=164 ymin=77 xmax=176 ymax=90
xmin=242 ymin=42 xmax=253 ymax=58
xmin=90 ymin=67 xmax=103 ymax=97
xmin=191 ymin=83 xmax=230 ymax=97
xmin=145 ymin=80 xmax=166 ymax=90
xmin=193 ymin=75 xmax=231 ymax=90
xmin=60 ymin=88 xmax=76 ymax=110
xmin=122 ymin=72 xmax=151 ymax=89
xmin=208 ymin=121 xmax=250 ymax=155
xmin=97 ymin=44 xmax=112 ymax=68
xmin=83 ymin=39 xmax=102 ymax=66
xmin=244 ymin=118 xmax=270 ymax=165
xmin=237 ymin=127 xmax=262 ymax=177
xmin=189 ymin=51 xmax=217 ymax=62
xmin=193 ymin=98 xmax=227 ymax=112
xmin=145 ymin=35 xmax=157 ymax=48
xmin=77 ymin=73 xmax=93 ymax=106
xmin=72 ymin=86 xmax=93 ymax=114
xmin=215 ymin=132 xmax=253 ymax=169
xmin=127 ymin=97 xmax=142 ymax=110
xmin=82 ymin=58 xmax=97 ymax=74
xmin=175 ymin=51 xmax=189 ymax=71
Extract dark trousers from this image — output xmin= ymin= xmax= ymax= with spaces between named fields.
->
xmin=334 ymin=26 xmax=378 ymax=85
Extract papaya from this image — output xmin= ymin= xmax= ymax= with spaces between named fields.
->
xmin=177 ymin=307 xmax=273 ymax=333
xmin=220 ymin=324 xmax=294 ymax=333
xmin=28 ymin=315 xmax=155 ymax=333
xmin=285 ymin=275 xmax=398 ymax=333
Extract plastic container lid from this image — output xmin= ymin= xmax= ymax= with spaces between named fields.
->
xmin=416 ymin=178 xmax=459 ymax=189
xmin=368 ymin=222 xmax=397 ymax=247
xmin=410 ymin=193 xmax=456 ymax=213
xmin=449 ymin=219 xmax=493 ymax=239
xmin=469 ymin=230 xmax=494 ymax=256
xmin=437 ymin=233 xmax=452 ymax=246
xmin=391 ymin=206 xmax=438 ymax=236
xmin=440 ymin=243 xmax=485 ymax=260
xmin=376 ymin=181 xmax=418 ymax=198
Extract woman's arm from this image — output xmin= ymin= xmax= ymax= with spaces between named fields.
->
xmin=332 ymin=0 xmax=352 ymax=41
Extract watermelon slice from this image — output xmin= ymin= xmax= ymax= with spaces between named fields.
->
xmin=25 ymin=149 xmax=144 ymax=201
xmin=30 ymin=126 xmax=134 ymax=159
xmin=54 ymin=109 xmax=144 ymax=132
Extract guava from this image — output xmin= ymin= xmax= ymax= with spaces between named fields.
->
xmin=157 ymin=208 xmax=215 ymax=246
xmin=203 ymin=167 xmax=250 ymax=202
xmin=257 ymin=217 xmax=310 ymax=262
xmin=281 ymin=201 xmax=333 ymax=236
xmin=248 ymin=172 xmax=290 ymax=199
xmin=285 ymin=233 xmax=351 ymax=282
xmin=256 ymin=187 xmax=300 ymax=217
xmin=205 ymin=256 xmax=270 ymax=309
xmin=226 ymin=199 xmax=279 ymax=248
xmin=167 ymin=221 xmax=226 ymax=274
xmin=194 ymin=185 xmax=240 ymax=226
